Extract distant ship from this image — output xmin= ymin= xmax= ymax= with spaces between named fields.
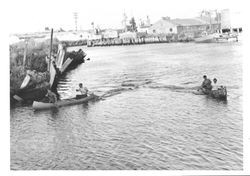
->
xmin=195 ymin=9 xmax=240 ymax=43
xmin=195 ymin=32 xmax=238 ymax=43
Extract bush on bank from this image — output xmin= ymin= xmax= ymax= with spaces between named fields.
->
xmin=10 ymin=38 xmax=59 ymax=90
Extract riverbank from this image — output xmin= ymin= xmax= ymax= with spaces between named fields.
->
xmin=10 ymin=37 xmax=89 ymax=105
xmin=10 ymin=38 xmax=60 ymax=105
xmin=10 ymin=38 xmax=60 ymax=89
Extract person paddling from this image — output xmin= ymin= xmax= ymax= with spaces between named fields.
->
xmin=201 ymin=75 xmax=212 ymax=93
xmin=212 ymin=78 xmax=224 ymax=91
xmin=76 ymin=83 xmax=89 ymax=99
xmin=212 ymin=78 xmax=219 ymax=90
xmin=46 ymin=89 xmax=58 ymax=103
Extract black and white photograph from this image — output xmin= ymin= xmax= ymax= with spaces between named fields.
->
xmin=2 ymin=0 xmax=250 ymax=175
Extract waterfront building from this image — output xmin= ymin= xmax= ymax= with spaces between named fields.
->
xmin=88 ymin=34 xmax=102 ymax=40
xmin=55 ymin=32 xmax=81 ymax=41
xmin=148 ymin=16 xmax=220 ymax=39
xmin=103 ymin=29 xmax=119 ymax=39
xmin=148 ymin=17 xmax=177 ymax=35
xmin=119 ymin=31 xmax=137 ymax=39
xmin=77 ymin=31 xmax=91 ymax=40
xmin=172 ymin=18 xmax=210 ymax=38
xmin=221 ymin=9 xmax=242 ymax=33
xmin=221 ymin=9 xmax=231 ymax=29
xmin=137 ymin=25 xmax=152 ymax=33
xmin=138 ymin=16 xmax=152 ymax=33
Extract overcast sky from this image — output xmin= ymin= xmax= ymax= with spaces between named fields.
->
xmin=6 ymin=0 xmax=244 ymax=34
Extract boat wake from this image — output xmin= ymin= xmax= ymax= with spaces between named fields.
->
xmin=57 ymin=75 xmax=239 ymax=101
xmin=98 ymin=82 xmax=200 ymax=100
xmin=101 ymin=87 xmax=134 ymax=98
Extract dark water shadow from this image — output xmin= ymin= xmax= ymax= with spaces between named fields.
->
xmin=205 ymin=95 xmax=228 ymax=105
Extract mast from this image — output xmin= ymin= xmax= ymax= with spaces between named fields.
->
xmin=122 ymin=11 xmax=127 ymax=32
xmin=48 ymin=28 xmax=53 ymax=72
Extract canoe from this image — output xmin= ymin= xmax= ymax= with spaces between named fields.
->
xmin=193 ymin=87 xmax=227 ymax=100
xmin=210 ymin=87 xmax=227 ymax=100
xmin=32 ymin=94 xmax=98 ymax=110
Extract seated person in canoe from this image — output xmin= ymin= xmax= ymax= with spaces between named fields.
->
xmin=211 ymin=78 xmax=227 ymax=98
xmin=200 ymin=75 xmax=212 ymax=94
xmin=46 ymin=89 xmax=58 ymax=103
xmin=76 ymin=83 xmax=89 ymax=99
xmin=212 ymin=78 xmax=224 ymax=90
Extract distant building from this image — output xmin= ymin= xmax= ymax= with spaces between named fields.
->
xmin=137 ymin=25 xmax=151 ymax=33
xmin=221 ymin=9 xmax=231 ymax=29
xmin=138 ymin=16 xmax=152 ymax=33
xmin=172 ymin=18 xmax=209 ymax=38
xmin=103 ymin=29 xmax=119 ymax=39
xmin=220 ymin=9 xmax=242 ymax=33
xmin=148 ymin=16 xmax=220 ymax=38
xmin=88 ymin=34 xmax=102 ymax=40
xmin=119 ymin=31 xmax=137 ymax=39
xmin=55 ymin=32 xmax=82 ymax=41
xmin=78 ymin=31 xmax=91 ymax=40
xmin=148 ymin=17 xmax=178 ymax=34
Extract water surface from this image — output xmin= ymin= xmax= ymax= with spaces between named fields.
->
xmin=11 ymin=42 xmax=242 ymax=170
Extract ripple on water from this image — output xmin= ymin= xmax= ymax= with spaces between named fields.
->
xmin=11 ymin=43 xmax=242 ymax=170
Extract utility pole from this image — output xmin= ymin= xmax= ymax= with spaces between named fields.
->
xmin=73 ymin=12 xmax=78 ymax=31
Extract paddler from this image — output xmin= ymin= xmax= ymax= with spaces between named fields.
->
xmin=212 ymin=78 xmax=219 ymax=90
xmin=46 ymin=89 xmax=58 ymax=103
xmin=76 ymin=83 xmax=89 ymax=99
xmin=212 ymin=78 xmax=223 ymax=90
xmin=201 ymin=75 xmax=212 ymax=93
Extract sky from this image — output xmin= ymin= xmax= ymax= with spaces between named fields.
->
xmin=5 ymin=0 xmax=245 ymax=34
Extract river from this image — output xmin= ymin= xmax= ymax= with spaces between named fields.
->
xmin=10 ymin=42 xmax=243 ymax=170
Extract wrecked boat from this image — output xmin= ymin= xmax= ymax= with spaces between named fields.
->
xmin=55 ymin=44 xmax=87 ymax=74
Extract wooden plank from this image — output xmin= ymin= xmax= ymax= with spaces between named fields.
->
xmin=20 ymin=74 xmax=31 ymax=89
xmin=57 ymin=49 xmax=65 ymax=69
xmin=49 ymin=62 xmax=56 ymax=87
xmin=13 ymin=95 xmax=23 ymax=102
xmin=60 ymin=58 xmax=73 ymax=73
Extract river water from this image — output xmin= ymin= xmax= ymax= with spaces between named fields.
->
xmin=10 ymin=42 xmax=243 ymax=170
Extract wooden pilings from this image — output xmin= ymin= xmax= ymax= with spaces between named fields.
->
xmin=86 ymin=36 xmax=180 ymax=47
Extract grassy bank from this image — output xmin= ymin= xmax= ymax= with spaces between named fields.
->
xmin=10 ymin=38 xmax=59 ymax=91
